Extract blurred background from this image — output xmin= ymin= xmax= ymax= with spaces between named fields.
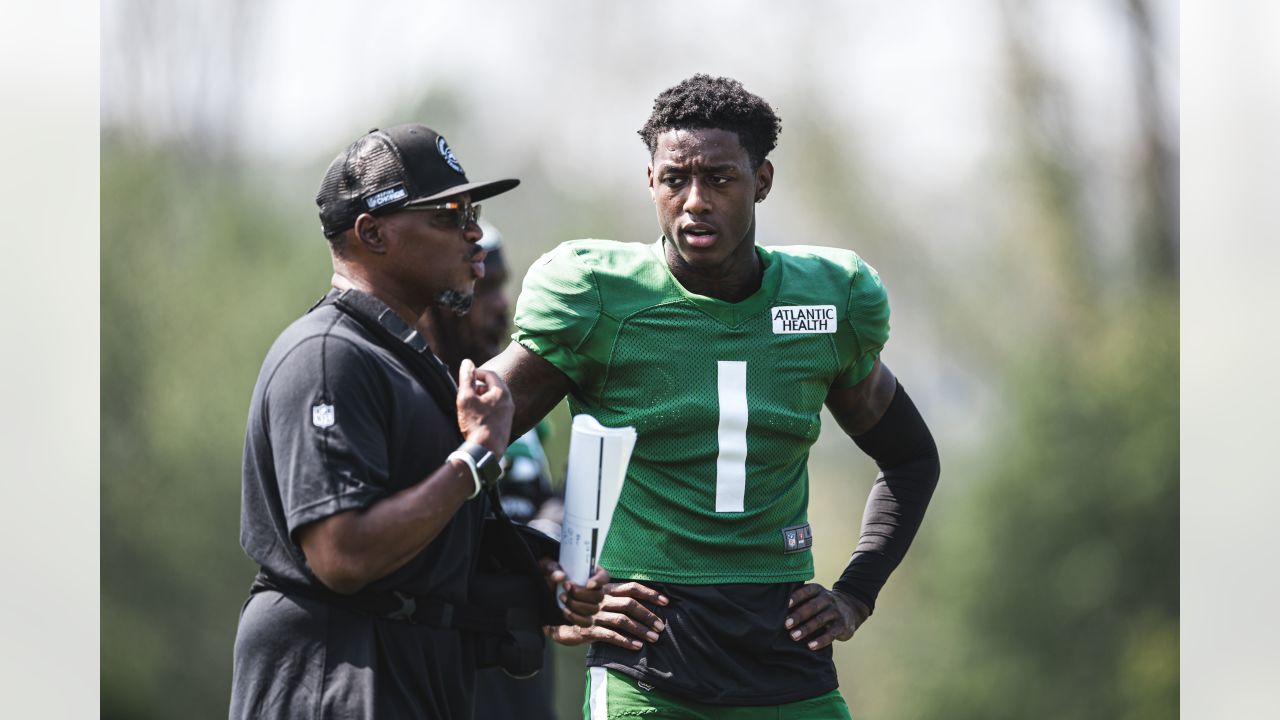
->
xmin=101 ymin=1 xmax=1178 ymax=718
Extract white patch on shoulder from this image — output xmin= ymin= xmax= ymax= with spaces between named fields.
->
xmin=771 ymin=305 xmax=837 ymax=334
xmin=312 ymin=403 xmax=335 ymax=428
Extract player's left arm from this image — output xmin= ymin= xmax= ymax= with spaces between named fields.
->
xmin=786 ymin=359 xmax=941 ymax=650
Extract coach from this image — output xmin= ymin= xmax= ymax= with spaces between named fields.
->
xmin=229 ymin=124 xmax=604 ymax=719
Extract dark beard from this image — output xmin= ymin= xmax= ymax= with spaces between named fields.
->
xmin=435 ymin=288 xmax=474 ymax=316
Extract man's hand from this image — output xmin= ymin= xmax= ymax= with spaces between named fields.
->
xmin=539 ymin=559 xmax=610 ymax=627
xmin=456 ymin=358 xmax=513 ymax=456
xmin=785 ymin=584 xmax=870 ymax=651
xmin=547 ymin=581 xmax=669 ymax=649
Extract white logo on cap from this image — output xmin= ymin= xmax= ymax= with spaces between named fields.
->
xmin=436 ymin=136 xmax=464 ymax=174
xmin=366 ymin=186 xmax=408 ymax=210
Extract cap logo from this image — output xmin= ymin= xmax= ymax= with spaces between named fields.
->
xmin=366 ymin=185 xmax=408 ymax=210
xmin=436 ymin=135 xmax=465 ymax=174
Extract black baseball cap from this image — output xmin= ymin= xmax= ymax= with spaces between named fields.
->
xmin=315 ymin=124 xmax=519 ymax=238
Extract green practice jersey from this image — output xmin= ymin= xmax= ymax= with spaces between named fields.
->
xmin=513 ymin=238 xmax=889 ymax=584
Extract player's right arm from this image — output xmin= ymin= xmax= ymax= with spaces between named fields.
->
xmin=487 ymin=241 xmax=601 ymax=439
xmin=485 ymin=243 xmax=670 ymax=646
xmin=482 ymin=345 xmax=669 ymax=648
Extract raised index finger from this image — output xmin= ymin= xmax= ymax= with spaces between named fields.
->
xmin=458 ymin=358 xmax=476 ymax=391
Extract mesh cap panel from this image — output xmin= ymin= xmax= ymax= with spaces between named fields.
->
xmin=316 ymin=134 xmax=407 ymax=238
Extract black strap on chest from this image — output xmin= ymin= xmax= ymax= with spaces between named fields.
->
xmin=314 ymin=288 xmax=464 ymax=445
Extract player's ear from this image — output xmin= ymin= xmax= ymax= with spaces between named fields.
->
xmin=647 ymin=163 xmax=656 ymax=202
xmin=353 ymin=213 xmax=389 ymax=255
xmin=754 ymin=159 xmax=774 ymax=203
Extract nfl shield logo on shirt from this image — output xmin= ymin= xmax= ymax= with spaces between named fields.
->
xmin=312 ymin=403 xmax=335 ymax=428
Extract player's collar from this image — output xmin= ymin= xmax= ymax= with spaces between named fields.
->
xmin=651 ymin=238 xmax=782 ymax=328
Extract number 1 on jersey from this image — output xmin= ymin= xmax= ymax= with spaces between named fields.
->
xmin=716 ymin=360 xmax=748 ymax=512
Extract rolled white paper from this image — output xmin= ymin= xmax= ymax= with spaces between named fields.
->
xmin=558 ymin=414 xmax=637 ymax=588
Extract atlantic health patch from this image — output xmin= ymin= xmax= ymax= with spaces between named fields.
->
xmin=771 ymin=306 xmax=836 ymax=334
xmin=780 ymin=523 xmax=813 ymax=554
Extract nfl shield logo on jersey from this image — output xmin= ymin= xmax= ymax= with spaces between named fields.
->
xmin=780 ymin=523 xmax=813 ymax=554
xmin=312 ymin=403 xmax=335 ymax=428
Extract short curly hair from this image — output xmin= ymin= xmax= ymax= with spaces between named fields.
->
xmin=638 ymin=74 xmax=782 ymax=169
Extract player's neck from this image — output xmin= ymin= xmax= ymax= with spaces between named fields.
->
xmin=665 ymin=237 xmax=763 ymax=304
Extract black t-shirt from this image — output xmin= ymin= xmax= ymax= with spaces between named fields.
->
xmin=587 ymin=581 xmax=839 ymax=706
xmin=230 ymin=300 xmax=484 ymax=719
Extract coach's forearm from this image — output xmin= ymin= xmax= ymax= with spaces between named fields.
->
xmin=833 ymin=384 xmax=941 ymax=613
xmin=297 ymin=459 xmax=477 ymax=595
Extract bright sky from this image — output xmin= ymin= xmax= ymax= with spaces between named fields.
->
xmin=101 ymin=0 xmax=1178 ymax=198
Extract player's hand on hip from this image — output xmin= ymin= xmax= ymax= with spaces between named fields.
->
xmin=785 ymin=583 xmax=870 ymax=651
xmin=563 ymin=580 xmax=670 ymax=650
xmin=456 ymin=358 xmax=513 ymax=456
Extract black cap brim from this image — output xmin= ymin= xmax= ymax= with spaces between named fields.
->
xmin=404 ymin=178 xmax=520 ymax=206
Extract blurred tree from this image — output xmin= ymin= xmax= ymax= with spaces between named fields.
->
xmin=1126 ymin=0 xmax=1179 ymax=279
xmin=103 ymin=0 xmax=256 ymax=158
xmin=101 ymin=139 xmax=330 ymax=719
xmin=886 ymin=2 xmax=1178 ymax=718
xmin=900 ymin=297 xmax=1177 ymax=720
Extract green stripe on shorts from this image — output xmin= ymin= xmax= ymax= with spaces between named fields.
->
xmin=583 ymin=668 xmax=852 ymax=719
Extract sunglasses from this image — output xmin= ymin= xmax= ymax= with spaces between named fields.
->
xmin=399 ymin=200 xmax=481 ymax=230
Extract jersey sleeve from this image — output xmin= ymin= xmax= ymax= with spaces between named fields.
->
xmin=833 ymin=256 xmax=891 ymax=388
xmin=511 ymin=243 xmax=602 ymax=390
xmin=263 ymin=335 xmax=392 ymax=537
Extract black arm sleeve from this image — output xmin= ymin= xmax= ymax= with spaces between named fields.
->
xmin=832 ymin=383 xmax=940 ymax=613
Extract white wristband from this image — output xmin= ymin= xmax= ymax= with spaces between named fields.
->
xmin=448 ymin=450 xmax=483 ymax=499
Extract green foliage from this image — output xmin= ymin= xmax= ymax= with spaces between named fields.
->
xmin=897 ymin=292 xmax=1178 ymax=720
xmin=102 ymin=142 xmax=331 ymax=719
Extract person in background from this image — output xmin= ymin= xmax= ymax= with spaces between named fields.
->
xmin=418 ymin=220 xmax=564 ymax=720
